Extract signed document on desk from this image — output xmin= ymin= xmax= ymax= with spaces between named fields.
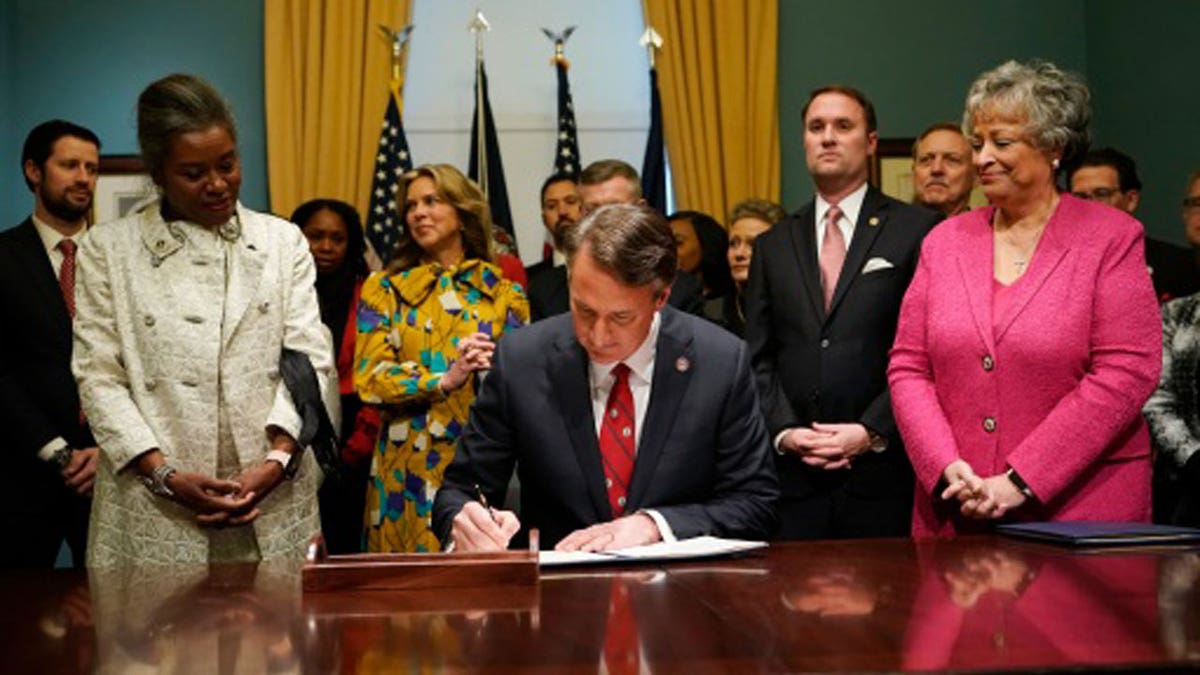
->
xmin=539 ymin=536 xmax=768 ymax=567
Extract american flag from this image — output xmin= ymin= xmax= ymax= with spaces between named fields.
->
xmin=544 ymin=27 xmax=581 ymax=260
xmin=364 ymin=84 xmax=414 ymax=266
xmin=551 ymin=37 xmax=581 ymax=178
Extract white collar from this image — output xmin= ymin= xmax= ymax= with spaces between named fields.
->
xmin=815 ymin=181 xmax=869 ymax=227
xmin=30 ymin=214 xmax=84 ymax=254
xmin=589 ymin=311 xmax=660 ymax=388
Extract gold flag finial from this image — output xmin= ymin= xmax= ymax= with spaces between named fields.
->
xmin=378 ymin=23 xmax=414 ymax=84
xmin=542 ymin=26 xmax=577 ymax=67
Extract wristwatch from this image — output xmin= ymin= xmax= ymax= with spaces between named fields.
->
xmin=140 ymin=463 xmax=177 ymax=497
xmin=1006 ymin=468 xmax=1036 ymax=500
xmin=265 ymin=449 xmax=298 ymax=479
xmin=867 ymin=430 xmax=888 ymax=453
xmin=50 ymin=444 xmax=74 ymax=470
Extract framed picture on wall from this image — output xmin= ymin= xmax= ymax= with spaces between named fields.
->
xmin=870 ymin=137 xmax=988 ymax=208
xmin=94 ymin=155 xmax=154 ymax=224
xmin=870 ymin=138 xmax=917 ymax=203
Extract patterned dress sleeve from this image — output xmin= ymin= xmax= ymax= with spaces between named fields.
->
xmin=353 ymin=272 xmax=447 ymax=406
xmin=1145 ymin=296 xmax=1200 ymax=470
xmin=497 ymin=278 xmax=530 ymax=335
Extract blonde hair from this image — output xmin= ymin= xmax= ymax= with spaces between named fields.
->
xmin=388 ymin=164 xmax=495 ymax=272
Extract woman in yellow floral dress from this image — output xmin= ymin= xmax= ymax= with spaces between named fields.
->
xmin=355 ymin=164 xmax=529 ymax=552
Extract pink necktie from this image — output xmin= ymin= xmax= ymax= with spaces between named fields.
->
xmin=820 ymin=204 xmax=845 ymax=312
xmin=58 ymin=239 xmax=77 ymax=318
xmin=599 ymin=363 xmax=635 ymax=517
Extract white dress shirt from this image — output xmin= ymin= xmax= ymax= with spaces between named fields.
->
xmin=813 ymin=181 xmax=868 ymax=255
xmin=585 ymin=312 xmax=676 ymax=541
xmin=31 ymin=215 xmax=83 ymax=280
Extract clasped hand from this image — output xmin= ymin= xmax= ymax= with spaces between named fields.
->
xmin=781 ymin=423 xmax=871 ymax=470
xmin=60 ymin=447 xmax=99 ymax=496
xmin=450 ymin=502 xmax=662 ymax=553
xmin=164 ymin=461 xmax=284 ymax=527
xmin=941 ymin=459 xmax=1026 ymax=520
xmin=440 ymin=332 xmax=495 ymax=393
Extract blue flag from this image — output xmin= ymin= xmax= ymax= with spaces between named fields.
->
xmin=468 ymin=62 xmax=519 ymax=256
xmin=641 ymin=66 xmax=667 ymax=214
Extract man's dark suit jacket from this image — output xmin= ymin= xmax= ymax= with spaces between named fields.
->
xmin=432 ymin=305 xmax=779 ymax=548
xmin=1144 ymin=236 xmax=1199 ymax=302
xmin=745 ymin=187 xmax=939 ymax=538
xmin=526 ymin=263 xmax=705 ymax=322
xmin=0 ymin=218 xmax=94 ymax=567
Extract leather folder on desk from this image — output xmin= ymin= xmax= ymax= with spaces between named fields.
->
xmin=998 ymin=521 xmax=1200 ymax=547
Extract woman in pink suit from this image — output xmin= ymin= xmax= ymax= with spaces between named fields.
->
xmin=888 ymin=60 xmax=1161 ymax=537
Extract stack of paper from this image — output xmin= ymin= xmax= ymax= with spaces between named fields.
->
xmin=538 ymin=536 xmax=767 ymax=567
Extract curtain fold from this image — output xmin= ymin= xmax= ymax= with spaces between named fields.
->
xmin=642 ymin=0 xmax=780 ymax=222
xmin=264 ymin=0 xmax=412 ymax=220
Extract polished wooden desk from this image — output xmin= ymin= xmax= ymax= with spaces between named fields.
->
xmin=3 ymin=536 xmax=1200 ymax=673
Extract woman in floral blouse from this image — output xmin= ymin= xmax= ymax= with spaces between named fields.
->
xmin=355 ymin=164 xmax=528 ymax=552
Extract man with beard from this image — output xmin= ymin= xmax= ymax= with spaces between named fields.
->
xmin=526 ymin=173 xmax=583 ymax=321
xmin=0 ymin=120 xmax=101 ymax=567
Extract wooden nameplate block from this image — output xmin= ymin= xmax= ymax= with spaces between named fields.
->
xmin=302 ymin=532 xmax=540 ymax=593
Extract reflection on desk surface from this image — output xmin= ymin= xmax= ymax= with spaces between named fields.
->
xmin=2 ymin=537 xmax=1200 ymax=673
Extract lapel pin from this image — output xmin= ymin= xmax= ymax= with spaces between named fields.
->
xmin=675 ymin=356 xmax=690 ymax=372
xmin=868 ymin=216 xmax=880 ymax=227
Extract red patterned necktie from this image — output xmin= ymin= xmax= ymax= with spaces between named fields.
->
xmin=819 ymin=203 xmax=846 ymax=312
xmin=599 ymin=363 xmax=635 ymax=517
xmin=58 ymin=239 xmax=77 ymax=318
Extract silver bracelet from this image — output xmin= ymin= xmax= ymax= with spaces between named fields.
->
xmin=140 ymin=463 xmax=177 ymax=497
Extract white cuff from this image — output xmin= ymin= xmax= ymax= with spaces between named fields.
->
xmin=37 ymin=437 xmax=69 ymax=463
xmin=773 ymin=430 xmax=790 ymax=455
xmin=640 ymin=509 xmax=676 ymax=543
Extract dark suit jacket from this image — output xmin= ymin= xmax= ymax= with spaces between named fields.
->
xmin=0 ymin=219 xmax=95 ymax=518
xmin=432 ymin=305 xmax=779 ymax=548
xmin=745 ymin=187 xmax=939 ymax=501
xmin=1144 ymin=236 xmax=1199 ymax=302
xmin=526 ymin=263 xmax=706 ymax=322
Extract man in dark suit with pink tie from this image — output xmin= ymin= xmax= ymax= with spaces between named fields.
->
xmin=433 ymin=203 xmax=778 ymax=551
xmin=745 ymin=86 xmax=940 ymax=539
xmin=0 ymin=120 xmax=102 ymax=568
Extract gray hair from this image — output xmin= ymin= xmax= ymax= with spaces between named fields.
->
xmin=137 ymin=73 xmax=238 ymax=180
xmin=563 ymin=203 xmax=677 ymax=293
xmin=963 ymin=60 xmax=1091 ymax=167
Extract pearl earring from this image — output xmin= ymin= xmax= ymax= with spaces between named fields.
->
xmin=1052 ymin=158 xmax=1061 ymax=169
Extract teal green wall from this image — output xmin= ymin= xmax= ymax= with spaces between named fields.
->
xmin=4 ymin=1 xmax=1196 ymax=242
xmin=778 ymin=0 xmax=1087 ymax=211
xmin=0 ymin=0 xmax=266 ymax=228
xmin=1086 ymin=0 xmax=1200 ymax=244
xmin=0 ymin=1 xmax=15 ymax=214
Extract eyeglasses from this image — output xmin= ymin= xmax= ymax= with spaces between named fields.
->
xmin=1071 ymin=188 xmax=1120 ymax=201
xmin=1183 ymin=197 xmax=1200 ymax=209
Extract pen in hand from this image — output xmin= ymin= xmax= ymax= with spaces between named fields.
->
xmin=474 ymin=483 xmax=501 ymax=524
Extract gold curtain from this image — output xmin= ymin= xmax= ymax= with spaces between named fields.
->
xmin=642 ymin=0 xmax=779 ymax=222
xmin=264 ymin=0 xmax=412 ymax=220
